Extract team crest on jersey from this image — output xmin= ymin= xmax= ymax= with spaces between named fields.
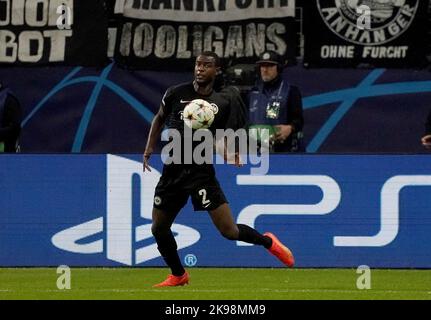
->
xmin=209 ymin=103 xmax=219 ymax=115
xmin=317 ymin=0 xmax=419 ymax=45
xmin=154 ymin=196 xmax=162 ymax=206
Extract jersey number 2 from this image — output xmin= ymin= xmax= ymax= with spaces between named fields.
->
xmin=198 ymin=189 xmax=210 ymax=205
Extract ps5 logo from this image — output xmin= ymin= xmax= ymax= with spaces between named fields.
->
xmin=50 ymin=155 xmax=431 ymax=265
xmin=236 ymin=174 xmax=431 ymax=247
xmin=51 ymin=155 xmax=200 ymax=266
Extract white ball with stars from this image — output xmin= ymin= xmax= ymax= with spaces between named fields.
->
xmin=183 ymin=99 xmax=215 ymax=130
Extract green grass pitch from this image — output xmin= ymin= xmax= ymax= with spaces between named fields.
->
xmin=0 ymin=268 xmax=430 ymax=300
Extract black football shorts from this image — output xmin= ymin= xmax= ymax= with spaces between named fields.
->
xmin=153 ymin=164 xmax=228 ymax=213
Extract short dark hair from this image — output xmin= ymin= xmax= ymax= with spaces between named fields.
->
xmin=198 ymin=51 xmax=222 ymax=67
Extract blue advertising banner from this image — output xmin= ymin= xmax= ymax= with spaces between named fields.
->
xmin=0 ymin=154 xmax=430 ymax=268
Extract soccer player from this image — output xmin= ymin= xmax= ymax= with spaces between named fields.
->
xmin=143 ymin=52 xmax=294 ymax=287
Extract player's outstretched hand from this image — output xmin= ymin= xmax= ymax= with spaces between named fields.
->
xmin=143 ymin=152 xmax=152 ymax=172
xmin=223 ymin=149 xmax=243 ymax=167
xmin=274 ymin=125 xmax=293 ymax=143
xmin=421 ymin=134 xmax=431 ymax=149
xmin=234 ymin=152 xmax=244 ymax=167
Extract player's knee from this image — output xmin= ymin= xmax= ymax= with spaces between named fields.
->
xmin=151 ymin=225 xmax=160 ymax=238
xmin=151 ymin=224 xmax=169 ymax=238
xmin=220 ymin=226 xmax=239 ymax=241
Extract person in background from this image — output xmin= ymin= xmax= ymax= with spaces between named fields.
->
xmin=0 ymin=83 xmax=21 ymax=153
xmin=247 ymin=51 xmax=304 ymax=153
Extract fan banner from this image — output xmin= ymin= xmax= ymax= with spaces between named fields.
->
xmin=303 ymin=0 xmax=429 ymax=68
xmin=113 ymin=0 xmax=297 ymax=70
xmin=115 ymin=0 xmax=296 ymax=22
xmin=0 ymin=0 xmax=109 ymax=66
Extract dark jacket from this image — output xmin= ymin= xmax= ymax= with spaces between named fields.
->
xmin=0 ymin=88 xmax=22 ymax=152
xmin=248 ymin=75 xmax=304 ymax=152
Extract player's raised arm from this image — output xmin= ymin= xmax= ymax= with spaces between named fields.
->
xmin=143 ymin=105 xmax=167 ymax=172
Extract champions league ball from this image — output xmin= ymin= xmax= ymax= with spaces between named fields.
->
xmin=183 ymin=99 xmax=215 ymax=130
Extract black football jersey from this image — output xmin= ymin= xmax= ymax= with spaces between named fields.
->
xmin=162 ymin=82 xmax=246 ymax=134
xmin=160 ymin=82 xmax=246 ymax=166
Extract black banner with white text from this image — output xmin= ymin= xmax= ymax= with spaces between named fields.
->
xmin=0 ymin=0 xmax=109 ymax=66
xmin=113 ymin=0 xmax=297 ymax=70
xmin=303 ymin=0 xmax=429 ymax=68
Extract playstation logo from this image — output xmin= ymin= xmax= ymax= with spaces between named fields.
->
xmin=51 ymin=155 xmax=200 ymax=266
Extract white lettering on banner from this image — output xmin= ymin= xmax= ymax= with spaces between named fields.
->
xmin=0 ymin=29 xmax=72 ymax=62
xmin=119 ymin=22 xmax=287 ymax=59
xmin=0 ymin=0 xmax=74 ymax=27
xmin=317 ymin=0 xmax=419 ymax=46
xmin=0 ymin=0 xmax=74 ymax=63
xmin=107 ymin=27 xmax=118 ymax=58
xmin=320 ymin=45 xmax=408 ymax=59
xmin=51 ymin=155 xmax=200 ymax=266
xmin=334 ymin=175 xmax=431 ymax=247
xmin=321 ymin=45 xmax=355 ymax=58
xmin=0 ymin=30 xmax=17 ymax=63
xmin=117 ymin=0 xmax=295 ymax=22
xmin=362 ymin=46 xmax=408 ymax=59
xmin=235 ymin=175 xmax=341 ymax=246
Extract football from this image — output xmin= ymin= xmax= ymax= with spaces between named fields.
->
xmin=183 ymin=99 xmax=215 ymax=129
